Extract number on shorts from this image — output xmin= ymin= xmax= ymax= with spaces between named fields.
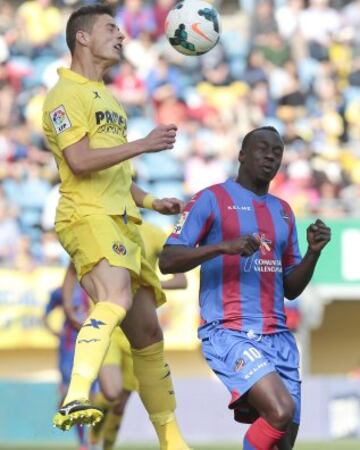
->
xmin=243 ymin=347 xmax=262 ymax=362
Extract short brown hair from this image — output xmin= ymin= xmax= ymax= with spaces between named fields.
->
xmin=66 ymin=3 xmax=114 ymax=55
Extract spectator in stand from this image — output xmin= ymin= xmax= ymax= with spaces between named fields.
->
xmin=116 ymin=0 xmax=156 ymax=39
xmin=0 ymin=0 xmax=359 ymax=266
xmin=16 ymin=0 xmax=62 ymax=57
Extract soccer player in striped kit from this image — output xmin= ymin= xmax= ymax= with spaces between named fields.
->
xmin=159 ymin=126 xmax=331 ymax=450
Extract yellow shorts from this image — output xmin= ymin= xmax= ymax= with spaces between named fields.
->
xmin=103 ymin=327 xmax=138 ymax=392
xmin=56 ymin=215 xmax=166 ymax=306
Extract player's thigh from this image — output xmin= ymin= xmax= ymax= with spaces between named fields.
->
xmin=246 ymin=371 xmax=295 ymax=422
xmin=57 ymin=215 xmax=140 ymax=307
xmin=201 ymin=329 xmax=276 ymax=409
xmin=121 ymin=287 xmax=163 ymax=349
xmin=81 ymin=259 xmax=132 ymax=309
xmin=274 ymin=331 xmax=301 ymax=426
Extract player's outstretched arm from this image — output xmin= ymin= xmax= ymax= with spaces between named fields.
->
xmin=64 ymin=124 xmax=177 ymax=176
xmin=62 ymin=262 xmax=82 ymax=330
xmin=159 ymin=235 xmax=260 ymax=274
xmin=42 ymin=312 xmax=60 ymax=338
xmin=131 ymin=182 xmax=184 ymax=215
xmin=283 ymin=219 xmax=331 ymax=300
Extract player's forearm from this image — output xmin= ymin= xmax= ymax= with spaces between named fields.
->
xmin=283 ymin=248 xmax=321 ymax=299
xmin=65 ymin=138 xmax=148 ymax=176
xmin=131 ymin=182 xmax=155 ymax=209
xmin=161 ymin=273 xmax=188 ymax=289
xmin=159 ymin=243 xmax=224 ymax=274
xmin=62 ymin=263 xmax=77 ymax=312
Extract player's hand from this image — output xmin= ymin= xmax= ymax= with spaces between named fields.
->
xmin=307 ymin=219 xmax=331 ymax=253
xmin=63 ymin=306 xmax=83 ymax=331
xmin=221 ymin=235 xmax=261 ymax=256
xmin=143 ymin=124 xmax=177 ymax=153
xmin=153 ymin=197 xmax=184 ymax=215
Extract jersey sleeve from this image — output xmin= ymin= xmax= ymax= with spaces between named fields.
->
xmin=166 ymin=189 xmax=215 ymax=248
xmin=44 ymin=287 xmax=62 ymax=316
xmin=44 ymin=90 xmax=89 ymax=151
xmin=281 ymin=203 xmax=302 ymax=277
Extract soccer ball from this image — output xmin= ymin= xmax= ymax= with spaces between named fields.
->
xmin=165 ymin=0 xmax=221 ymax=56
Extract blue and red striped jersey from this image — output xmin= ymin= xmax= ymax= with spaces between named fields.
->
xmin=166 ymin=179 xmax=302 ymax=336
xmin=45 ymin=284 xmax=89 ymax=351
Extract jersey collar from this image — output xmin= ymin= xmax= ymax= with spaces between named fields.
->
xmin=58 ymin=67 xmax=104 ymax=87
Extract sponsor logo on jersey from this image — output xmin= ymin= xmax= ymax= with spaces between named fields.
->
xmin=95 ymin=110 xmax=127 ymax=135
xmin=173 ymin=211 xmax=189 ymax=235
xmin=95 ymin=110 xmax=126 ymax=126
xmin=227 ymin=205 xmax=251 ymax=211
xmin=253 ymin=233 xmax=272 ymax=254
xmin=112 ymin=241 xmax=127 ymax=255
xmin=50 ymin=105 xmax=71 ymax=134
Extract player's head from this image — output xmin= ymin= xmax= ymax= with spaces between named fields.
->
xmin=66 ymin=3 xmax=124 ymax=65
xmin=238 ymin=126 xmax=284 ymax=184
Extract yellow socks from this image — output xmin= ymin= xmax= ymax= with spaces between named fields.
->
xmin=103 ymin=411 xmax=123 ymax=450
xmin=153 ymin=415 xmax=190 ymax=450
xmin=63 ymin=302 xmax=126 ymax=405
xmin=132 ymin=341 xmax=189 ymax=450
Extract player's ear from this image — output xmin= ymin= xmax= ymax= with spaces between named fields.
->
xmin=238 ymin=148 xmax=245 ymax=163
xmin=75 ymin=30 xmax=90 ymax=48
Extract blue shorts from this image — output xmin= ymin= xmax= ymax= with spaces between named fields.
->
xmin=201 ymin=328 xmax=301 ymax=424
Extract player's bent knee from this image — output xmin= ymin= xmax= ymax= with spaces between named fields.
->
xmin=102 ymin=386 xmax=122 ymax=404
xmin=144 ymin=321 xmax=163 ymax=342
xmin=105 ymin=293 xmax=133 ymax=311
xmin=269 ymin=398 xmax=295 ymax=428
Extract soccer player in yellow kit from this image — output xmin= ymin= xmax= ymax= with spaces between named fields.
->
xmin=62 ymin=223 xmax=188 ymax=450
xmin=90 ymin=222 xmax=187 ymax=450
xmin=42 ymin=4 xmax=190 ymax=450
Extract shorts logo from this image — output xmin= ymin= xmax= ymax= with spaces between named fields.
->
xmin=112 ymin=241 xmax=127 ymax=255
xmin=50 ymin=105 xmax=71 ymax=134
xmin=173 ymin=211 xmax=189 ymax=235
xmin=234 ymin=358 xmax=246 ymax=371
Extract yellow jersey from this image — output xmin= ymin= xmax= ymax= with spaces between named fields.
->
xmin=42 ymin=68 xmax=141 ymax=225
xmin=139 ymin=221 xmax=167 ymax=269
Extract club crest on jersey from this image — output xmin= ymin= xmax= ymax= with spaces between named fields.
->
xmin=50 ymin=105 xmax=71 ymax=134
xmin=112 ymin=241 xmax=127 ymax=255
xmin=234 ymin=358 xmax=246 ymax=371
xmin=253 ymin=233 xmax=272 ymax=255
xmin=173 ymin=211 xmax=189 ymax=235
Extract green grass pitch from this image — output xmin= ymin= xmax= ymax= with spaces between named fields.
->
xmin=1 ymin=442 xmax=360 ymax=450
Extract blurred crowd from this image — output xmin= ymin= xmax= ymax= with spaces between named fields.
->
xmin=1 ymin=0 xmax=360 ymax=269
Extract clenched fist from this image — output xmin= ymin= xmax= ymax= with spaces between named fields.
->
xmin=307 ymin=219 xmax=331 ymax=253
xmin=143 ymin=124 xmax=177 ymax=153
xmin=220 ymin=235 xmax=261 ymax=256
xmin=153 ymin=197 xmax=184 ymax=215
